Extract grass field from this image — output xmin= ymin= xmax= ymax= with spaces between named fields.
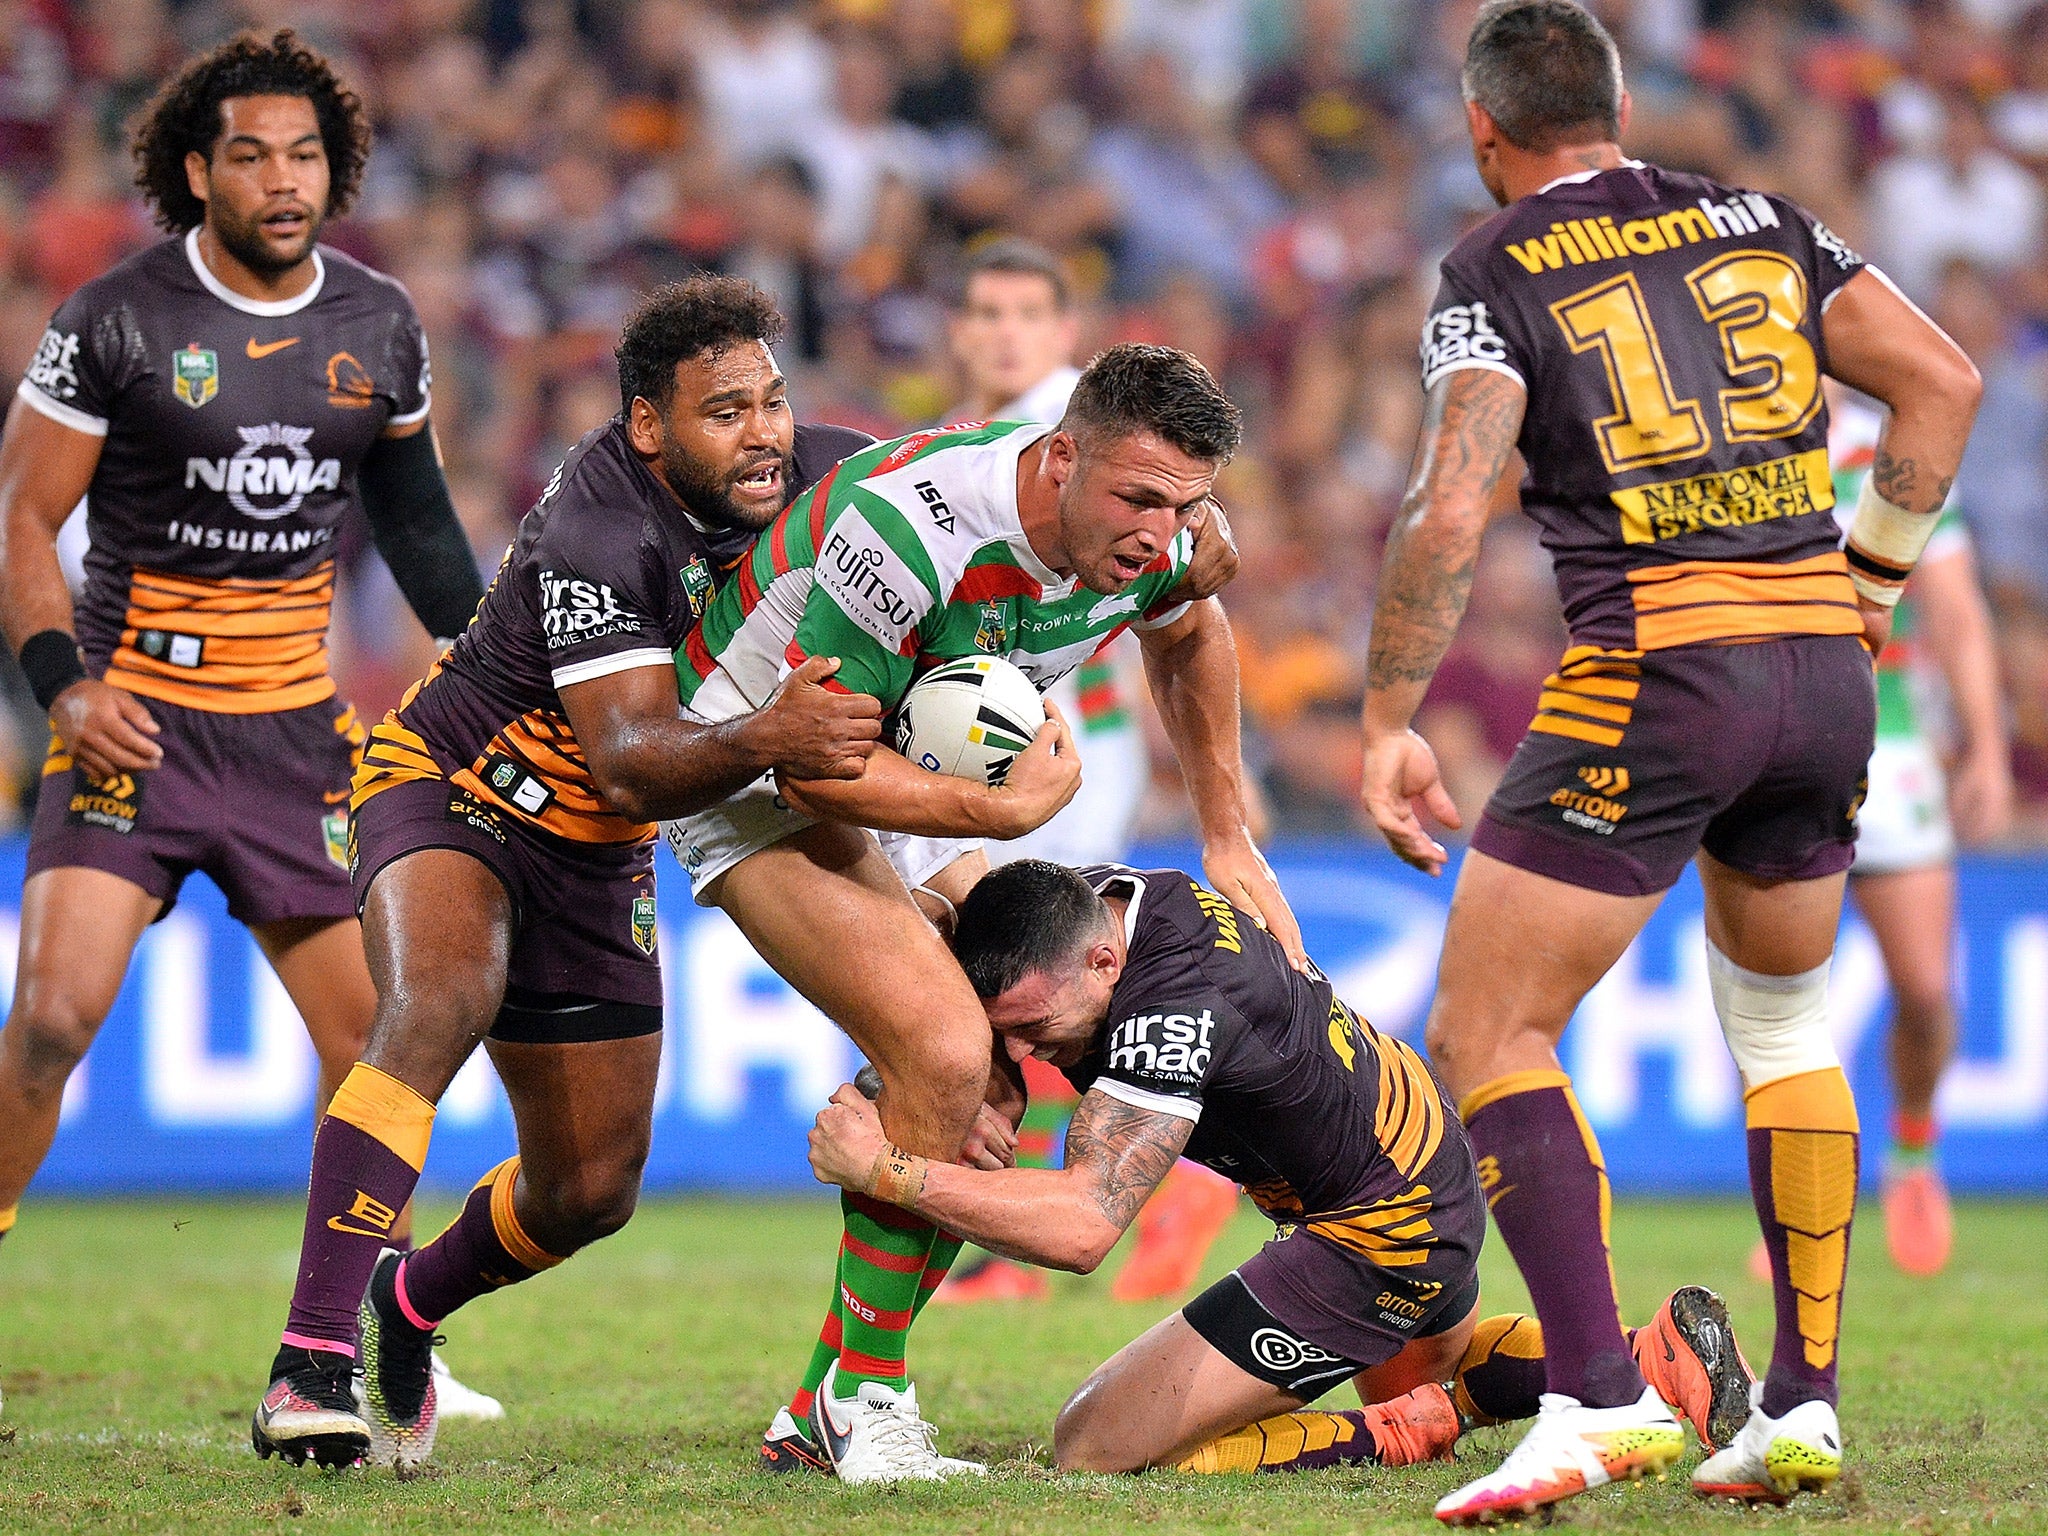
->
xmin=1 ymin=1194 xmax=2043 ymax=1534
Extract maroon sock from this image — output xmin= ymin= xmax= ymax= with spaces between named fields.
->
xmin=399 ymin=1157 xmax=563 ymax=1325
xmin=281 ymin=1066 xmax=434 ymax=1353
xmin=1462 ymin=1071 xmax=1644 ymax=1409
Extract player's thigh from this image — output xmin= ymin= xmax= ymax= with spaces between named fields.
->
xmin=1425 ymin=850 xmax=1660 ymax=1094
xmin=486 ymin=1031 xmax=662 ymax=1242
xmin=3 ymin=867 xmax=161 ymax=1061
xmin=357 ymin=846 xmax=515 ymax=1096
xmin=1696 ymin=851 xmax=1848 ymax=976
xmin=1848 ymin=862 xmax=1956 ymax=1012
xmin=713 ymin=823 xmax=991 ymax=1124
xmin=1055 ymin=1310 xmax=1305 ymax=1473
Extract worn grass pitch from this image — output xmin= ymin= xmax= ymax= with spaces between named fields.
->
xmin=0 ymin=1194 xmax=2043 ymax=1533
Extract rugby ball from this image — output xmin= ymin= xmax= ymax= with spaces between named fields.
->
xmin=894 ymin=657 xmax=1047 ymax=787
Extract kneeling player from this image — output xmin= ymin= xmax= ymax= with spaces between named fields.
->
xmin=806 ymin=860 xmax=1753 ymax=1481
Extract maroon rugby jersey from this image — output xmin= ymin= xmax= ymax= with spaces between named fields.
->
xmin=1421 ymin=165 xmax=1869 ymax=658
xmin=1068 ymin=865 xmax=1477 ymax=1268
xmin=354 ymin=419 xmax=872 ymax=847
xmin=17 ymin=230 xmax=430 ymax=712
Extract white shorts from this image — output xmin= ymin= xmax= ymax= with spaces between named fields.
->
xmin=661 ymin=774 xmax=981 ymax=905
xmin=1853 ymin=735 xmax=1953 ymax=875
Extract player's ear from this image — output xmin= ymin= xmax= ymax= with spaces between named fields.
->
xmin=185 ymin=149 xmax=210 ymax=206
xmin=1617 ymin=89 xmax=1633 ymax=138
xmin=625 ymin=396 xmax=664 ymax=456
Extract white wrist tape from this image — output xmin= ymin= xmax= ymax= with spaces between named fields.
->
xmin=1706 ymin=941 xmax=1838 ymax=1091
xmin=1843 ymin=475 xmax=1941 ymax=608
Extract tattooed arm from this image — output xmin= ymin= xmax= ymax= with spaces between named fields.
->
xmin=808 ymin=1083 xmax=1194 ymax=1273
xmin=1360 ymin=366 xmax=1527 ymax=874
xmin=1821 ymin=268 xmax=1982 ymax=652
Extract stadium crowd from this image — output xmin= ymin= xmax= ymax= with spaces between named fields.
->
xmin=2 ymin=0 xmax=2045 ymax=842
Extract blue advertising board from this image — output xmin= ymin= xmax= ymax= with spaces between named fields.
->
xmin=6 ymin=837 xmax=2043 ymax=1195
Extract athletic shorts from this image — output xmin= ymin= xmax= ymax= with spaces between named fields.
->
xmin=661 ymin=771 xmax=980 ymax=905
xmin=1473 ymin=634 xmax=1877 ymax=897
xmin=349 ymin=774 xmax=662 ymax=1038
xmin=1185 ymin=1225 xmax=1482 ymax=1398
xmin=1853 ymin=735 xmax=1953 ymax=874
xmin=1185 ymin=1133 xmax=1485 ymax=1393
xmin=26 ymin=692 xmax=362 ymax=926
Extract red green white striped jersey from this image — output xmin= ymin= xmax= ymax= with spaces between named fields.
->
xmin=675 ymin=420 xmax=1194 ymax=720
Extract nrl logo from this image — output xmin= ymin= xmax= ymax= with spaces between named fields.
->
xmin=173 ymin=344 xmax=218 ymax=409
xmin=974 ymin=599 xmax=1007 ymax=653
xmin=680 ymin=558 xmax=713 ymax=618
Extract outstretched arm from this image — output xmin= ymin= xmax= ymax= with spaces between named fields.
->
xmin=808 ymin=1083 xmax=1194 ymax=1273
xmin=1360 ymin=367 xmax=1526 ymax=874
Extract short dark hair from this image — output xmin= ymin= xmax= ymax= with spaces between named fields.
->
xmin=954 ymin=861 xmax=1111 ymax=1000
xmin=1058 ymin=343 xmax=1242 ymax=465
xmin=1462 ymin=0 xmax=1623 ymax=152
xmin=132 ymin=30 xmax=371 ymax=234
xmin=957 ymin=237 xmax=1070 ymax=311
xmin=615 ymin=275 xmax=786 ymax=414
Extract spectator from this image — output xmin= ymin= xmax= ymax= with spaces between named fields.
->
xmin=1869 ymin=90 xmax=2045 ymax=299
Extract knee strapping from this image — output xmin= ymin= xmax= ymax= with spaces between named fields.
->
xmin=1705 ymin=942 xmax=1838 ymax=1090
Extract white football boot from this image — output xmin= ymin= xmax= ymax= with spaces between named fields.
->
xmin=1435 ymin=1383 xmax=1685 ymax=1525
xmin=1692 ymin=1382 xmax=1842 ymax=1504
xmin=431 ymin=1352 xmax=504 ymax=1421
xmin=806 ymin=1362 xmax=986 ymax=1483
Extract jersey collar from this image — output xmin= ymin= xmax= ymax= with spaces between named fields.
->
xmin=1533 ymin=157 xmax=1646 ymax=197
xmin=184 ymin=227 xmax=326 ymax=316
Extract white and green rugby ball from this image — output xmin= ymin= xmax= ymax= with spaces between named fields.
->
xmin=895 ymin=656 xmax=1046 ymax=787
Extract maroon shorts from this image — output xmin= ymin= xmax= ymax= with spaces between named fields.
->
xmin=1473 ymin=634 xmax=1876 ymax=898
xmin=26 ymin=693 xmax=360 ymax=925
xmin=1192 ymin=1124 xmax=1487 ymax=1378
xmin=348 ymin=774 xmax=662 ymax=1016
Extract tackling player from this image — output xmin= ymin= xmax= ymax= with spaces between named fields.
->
xmin=805 ymin=859 xmax=1754 ymax=1479
xmin=668 ymin=344 xmax=1300 ymax=1481
xmin=248 ymin=277 xmax=884 ymax=1470
xmin=0 ymin=30 xmax=491 ymax=1405
xmin=1356 ymin=2 xmax=1981 ymax=1520
xmin=937 ymin=238 xmax=1240 ymax=1310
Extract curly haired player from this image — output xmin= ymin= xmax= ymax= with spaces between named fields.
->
xmin=0 ymin=29 xmax=493 ymax=1411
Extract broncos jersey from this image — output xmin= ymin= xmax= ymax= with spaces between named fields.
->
xmin=1066 ymin=865 xmax=1478 ymax=1272
xmin=1422 ymin=164 xmax=1870 ymax=656
xmin=17 ymin=230 xmax=431 ymax=713
xmin=358 ymin=419 xmax=873 ymax=847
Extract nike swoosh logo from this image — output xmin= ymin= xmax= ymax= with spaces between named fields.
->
xmin=1484 ymin=1183 xmax=1518 ymax=1209
xmin=326 ymin=1216 xmax=393 ymax=1237
xmin=1662 ymin=1336 xmax=1677 ymax=1363
xmin=323 ymin=789 xmax=350 ymax=804
xmin=246 ymin=336 xmax=301 ymax=359
xmin=810 ymin=1394 xmax=854 ymax=1466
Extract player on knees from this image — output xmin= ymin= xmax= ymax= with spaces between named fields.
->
xmin=0 ymin=31 xmax=499 ymax=1413
xmin=251 ymin=279 xmax=884 ymax=1470
xmin=668 ymin=345 xmax=1298 ymax=1482
xmin=1355 ymin=1 xmax=1980 ymax=1521
xmin=804 ymin=860 xmax=1755 ymax=1480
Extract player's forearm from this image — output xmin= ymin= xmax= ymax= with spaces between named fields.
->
xmin=599 ymin=715 xmax=787 ymax=822
xmin=781 ymin=748 xmax=1003 ymax=837
xmin=905 ymin=1162 xmax=1129 ymax=1273
xmin=1142 ymin=598 xmax=1254 ymax=842
xmin=358 ymin=427 xmax=488 ymax=641
xmin=1364 ymin=370 xmax=1524 ymax=736
xmin=0 ymin=511 xmax=77 ymax=653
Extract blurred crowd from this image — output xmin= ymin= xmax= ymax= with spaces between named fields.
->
xmin=3 ymin=0 xmax=2047 ymax=844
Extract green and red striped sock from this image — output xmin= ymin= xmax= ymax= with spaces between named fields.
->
xmin=834 ymin=1192 xmax=938 ymax=1398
